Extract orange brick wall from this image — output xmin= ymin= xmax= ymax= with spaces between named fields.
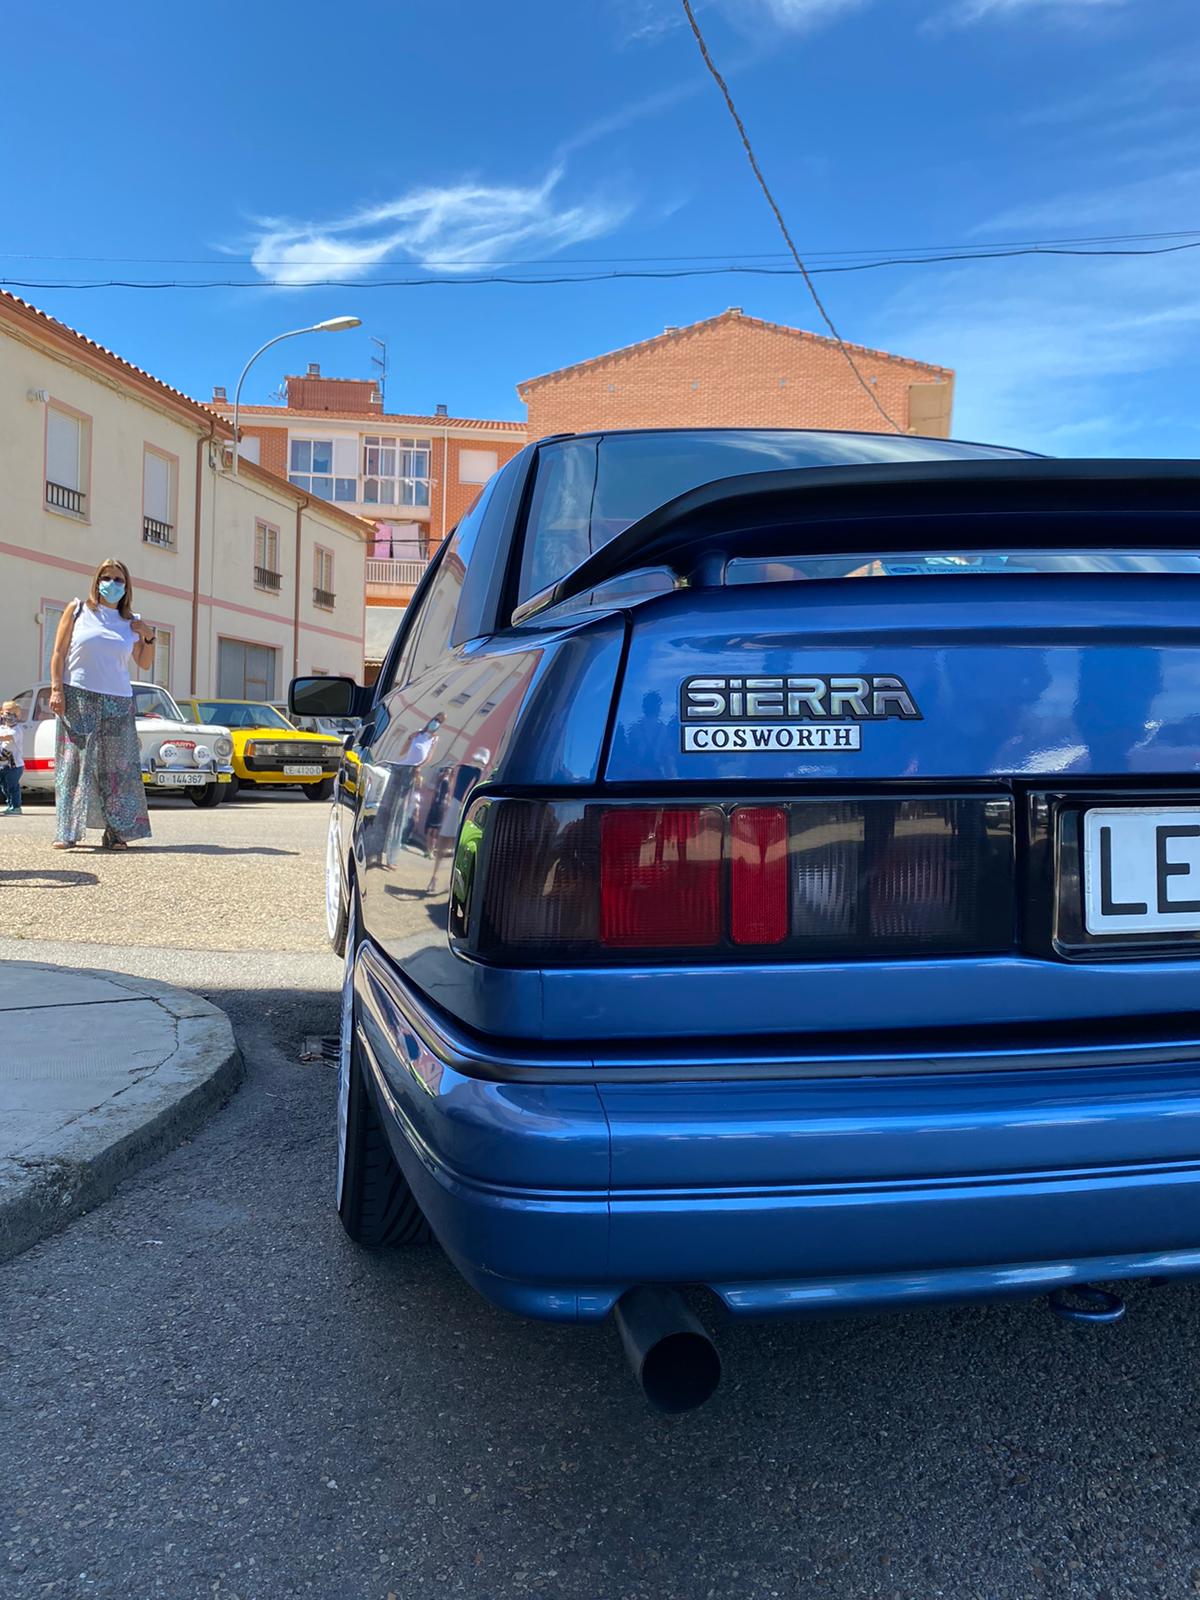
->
xmin=240 ymin=424 xmax=288 ymax=477
xmin=520 ymin=313 xmax=952 ymax=441
xmin=285 ymin=375 xmax=381 ymax=413
xmin=429 ymin=436 xmax=526 ymax=544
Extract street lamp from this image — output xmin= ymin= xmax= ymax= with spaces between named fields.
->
xmin=230 ymin=315 xmax=361 ymax=475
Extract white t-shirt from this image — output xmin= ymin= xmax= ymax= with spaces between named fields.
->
xmin=0 ymin=724 xmax=23 ymax=766
xmin=66 ymin=600 xmax=140 ymax=699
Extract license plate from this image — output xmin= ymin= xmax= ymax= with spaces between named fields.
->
xmin=1083 ymin=806 xmax=1200 ymax=935
xmin=153 ymin=771 xmax=207 ymax=787
xmin=284 ymin=764 xmax=322 ymax=776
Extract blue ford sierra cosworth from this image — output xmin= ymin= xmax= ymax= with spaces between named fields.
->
xmin=293 ymin=429 xmax=1200 ymax=1410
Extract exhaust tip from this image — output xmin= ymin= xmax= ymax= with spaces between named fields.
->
xmin=614 ymin=1285 xmax=722 ymax=1413
xmin=640 ymin=1328 xmax=723 ymax=1414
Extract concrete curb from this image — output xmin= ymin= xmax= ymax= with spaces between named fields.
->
xmin=0 ymin=962 xmax=243 ymax=1264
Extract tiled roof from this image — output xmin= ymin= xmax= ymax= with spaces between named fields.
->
xmin=227 ymin=404 xmax=527 ymax=433
xmin=517 ymin=309 xmax=952 ymax=392
xmin=0 ymin=290 xmax=232 ymax=431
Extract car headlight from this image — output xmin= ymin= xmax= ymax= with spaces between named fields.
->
xmin=193 ymin=743 xmax=213 ymax=766
xmin=323 ymin=743 xmax=342 ymax=758
xmin=214 ymin=736 xmax=233 ymax=760
xmin=157 ymin=741 xmax=185 ymax=765
xmin=252 ymin=742 xmax=278 ymax=758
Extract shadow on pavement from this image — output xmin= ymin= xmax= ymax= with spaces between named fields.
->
xmin=0 ymin=868 xmax=99 ymax=889
xmin=130 ymin=845 xmax=299 ymax=857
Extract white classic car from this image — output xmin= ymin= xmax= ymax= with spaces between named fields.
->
xmin=15 ymin=681 xmax=235 ymax=807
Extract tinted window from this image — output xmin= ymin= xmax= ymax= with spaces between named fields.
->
xmin=399 ymin=478 xmax=498 ymax=684
xmin=519 ymin=429 xmax=1036 ymax=600
xmin=194 ymin=702 xmax=292 ymax=730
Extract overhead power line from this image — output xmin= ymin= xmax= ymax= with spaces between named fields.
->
xmin=2 ymin=227 xmax=1198 ymax=269
xmin=3 ymin=238 xmax=1197 ymax=293
xmin=679 ymin=0 xmax=901 ymax=432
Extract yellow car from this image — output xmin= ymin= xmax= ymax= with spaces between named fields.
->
xmin=182 ymin=698 xmax=343 ymax=801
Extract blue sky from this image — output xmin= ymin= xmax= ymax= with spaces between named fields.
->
xmin=3 ymin=0 xmax=1197 ymax=453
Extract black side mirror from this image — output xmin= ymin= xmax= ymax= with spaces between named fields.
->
xmin=290 ymin=676 xmax=365 ymax=719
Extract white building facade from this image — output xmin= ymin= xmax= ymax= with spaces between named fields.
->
xmin=0 ymin=293 xmax=371 ymax=702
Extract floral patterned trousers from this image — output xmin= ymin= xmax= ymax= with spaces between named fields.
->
xmin=55 ymin=684 xmax=151 ymax=845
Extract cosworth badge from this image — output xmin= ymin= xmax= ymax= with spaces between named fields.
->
xmin=680 ymin=674 xmax=921 ymax=752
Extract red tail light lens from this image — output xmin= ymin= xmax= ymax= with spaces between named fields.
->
xmin=460 ymin=794 xmax=1014 ymax=965
xmin=600 ymin=808 xmax=723 ymax=947
xmin=730 ymin=807 xmax=788 ymax=945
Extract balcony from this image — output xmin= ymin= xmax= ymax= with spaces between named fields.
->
xmin=365 ymin=559 xmax=428 ymax=585
xmin=143 ymin=515 xmax=174 ymax=548
xmin=314 ymin=586 xmax=336 ymax=610
xmin=255 ymin=566 xmax=283 ymax=593
xmin=46 ymin=481 xmax=85 ymax=516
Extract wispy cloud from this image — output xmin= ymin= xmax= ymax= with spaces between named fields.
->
xmin=881 ymin=246 xmax=1200 ymax=454
xmin=244 ymin=167 xmax=630 ymax=285
xmin=929 ymin=0 xmax=1125 ymax=27
xmin=618 ymin=0 xmax=866 ymax=42
xmin=970 ymin=164 xmax=1200 ymax=236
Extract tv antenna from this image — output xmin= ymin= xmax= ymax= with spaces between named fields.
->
xmin=370 ymin=336 xmax=387 ymax=409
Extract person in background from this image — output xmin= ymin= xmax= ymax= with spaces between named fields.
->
xmin=48 ymin=557 xmax=157 ymax=850
xmin=0 ymin=700 xmax=24 ymax=814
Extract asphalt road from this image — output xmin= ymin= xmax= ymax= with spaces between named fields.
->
xmin=4 ymin=794 xmax=1200 ymax=1599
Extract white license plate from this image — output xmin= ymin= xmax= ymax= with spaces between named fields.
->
xmin=154 ymin=771 xmax=207 ymax=787
xmin=284 ymin=764 xmax=322 ymax=776
xmin=1083 ymin=806 xmax=1200 ymax=935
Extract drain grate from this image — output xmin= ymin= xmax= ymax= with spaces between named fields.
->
xmin=299 ymin=1036 xmax=339 ymax=1066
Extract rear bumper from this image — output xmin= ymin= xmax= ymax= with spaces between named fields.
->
xmin=356 ymin=943 xmax=1200 ymax=1323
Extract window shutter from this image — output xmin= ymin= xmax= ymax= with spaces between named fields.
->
xmin=47 ymin=410 xmax=81 ymax=489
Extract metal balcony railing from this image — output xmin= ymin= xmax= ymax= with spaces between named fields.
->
xmin=143 ymin=515 xmax=174 ymax=547
xmin=255 ymin=566 xmax=283 ymax=593
xmin=314 ymin=586 xmax=336 ymax=609
xmin=365 ymin=558 xmax=427 ymax=586
xmin=46 ymin=481 xmax=85 ymax=515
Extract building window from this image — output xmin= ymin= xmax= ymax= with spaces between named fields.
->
xmin=143 ymin=447 xmax=177 ymax=547
xmin=362 ymin=436 xmax=430 ymax=507
xmin=313 ymin=546 xmax=335 ymax=610
xmin=254 ymin=521 xmax=282 ymax=593
xmin=217 ymin=638 xmax=278 ymax=700
xmin=289 ymin=438 xmax=356 ymax=503
xmin=459 ymin=448 xmax=498 ymax=485
xmin=39 ymin=601 xmax=67 ymax=678
xmin=45 ymin=404 xmax=89 ymax=517
xmin=134 ymin=625 xmax=173 ymax=691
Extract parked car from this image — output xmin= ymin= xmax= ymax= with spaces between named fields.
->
xmin=292 ymin=427 xmax=1200 ymax=1411
xmin=15 ymin=681 xmax=234 ymax=807
xmin=181 ymin=697 xmax=342 ymax=800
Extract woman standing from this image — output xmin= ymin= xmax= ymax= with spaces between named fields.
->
xmin=48 ymin=558 xmax=157 ymax=850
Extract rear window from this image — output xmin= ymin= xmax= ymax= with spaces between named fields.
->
xmin=727 ymin=552 xmax=1200 ymax=583
xmin=519 ymin=429 xmax=1033 ymax=600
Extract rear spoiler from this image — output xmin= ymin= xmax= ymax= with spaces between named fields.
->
xmin=513 ymin=458 xmax=1200 ymax=623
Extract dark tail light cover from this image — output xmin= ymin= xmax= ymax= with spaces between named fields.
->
xmin=454 ymin=794 xmax=1015 ymax=966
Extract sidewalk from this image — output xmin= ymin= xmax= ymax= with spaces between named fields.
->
xmin=0 ymin=960 xmax=241 ymax=1262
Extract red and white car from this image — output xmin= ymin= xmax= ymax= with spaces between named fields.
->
xmin=14 ymin=681 xmax=235 ymax=808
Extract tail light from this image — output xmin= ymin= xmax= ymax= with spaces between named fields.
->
xmin=455 ymin=795 xmax=1014 ymax=966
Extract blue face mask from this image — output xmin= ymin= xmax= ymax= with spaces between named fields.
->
xmin=98 ymin=578 xmax=126 ymax=605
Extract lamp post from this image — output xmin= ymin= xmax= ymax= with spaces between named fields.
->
xmin=230 ymin=316 xmax=361 ymax=475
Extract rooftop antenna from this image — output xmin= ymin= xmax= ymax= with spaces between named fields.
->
xmin=370 ymin=336 xmax=387 ymax=409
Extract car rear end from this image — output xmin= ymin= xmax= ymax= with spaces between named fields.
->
xmin=356 ymin=448 xmax=1200 ymax=1334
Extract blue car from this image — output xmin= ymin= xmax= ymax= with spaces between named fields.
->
xmin=293 ymin=428 xmax=1200 ymax=1411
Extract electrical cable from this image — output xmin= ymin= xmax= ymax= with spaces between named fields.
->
xmin=679 ymin=0 xmax=901 ymax=430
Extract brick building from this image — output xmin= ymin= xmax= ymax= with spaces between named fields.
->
xmin=212 ymin=372 xmax=525 ymax=673
xmin=517 ymin=308 xmax=953 ymax=441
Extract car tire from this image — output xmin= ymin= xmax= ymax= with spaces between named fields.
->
xmin=303 ymin=778 xmax=335 ymax=802
xmin=189 ymin=782 xmax=224 ymax=808
xmin=326 ymin=807 xmax=349 ymax=957
xmin=337 ymin=896 xmax=432 ymax=1249
xmin=225 ymin=776 xmax=243 ymax=799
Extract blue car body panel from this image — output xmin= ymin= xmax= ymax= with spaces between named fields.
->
xmin=326 ymin=435 xmax=1200 ymax=1325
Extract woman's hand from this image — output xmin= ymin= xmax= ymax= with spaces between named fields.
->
xmin=131 ymin=620 xmax=155 ymax=643
xmin=49 ymin=688 xmax=65 ymax=717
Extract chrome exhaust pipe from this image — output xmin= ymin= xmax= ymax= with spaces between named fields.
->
xmin=613 ymin=1286 xmax=722 ymax=1413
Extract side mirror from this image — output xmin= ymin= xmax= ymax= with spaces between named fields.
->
xmin=290 ymin=675 xmax=366 ymax=719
